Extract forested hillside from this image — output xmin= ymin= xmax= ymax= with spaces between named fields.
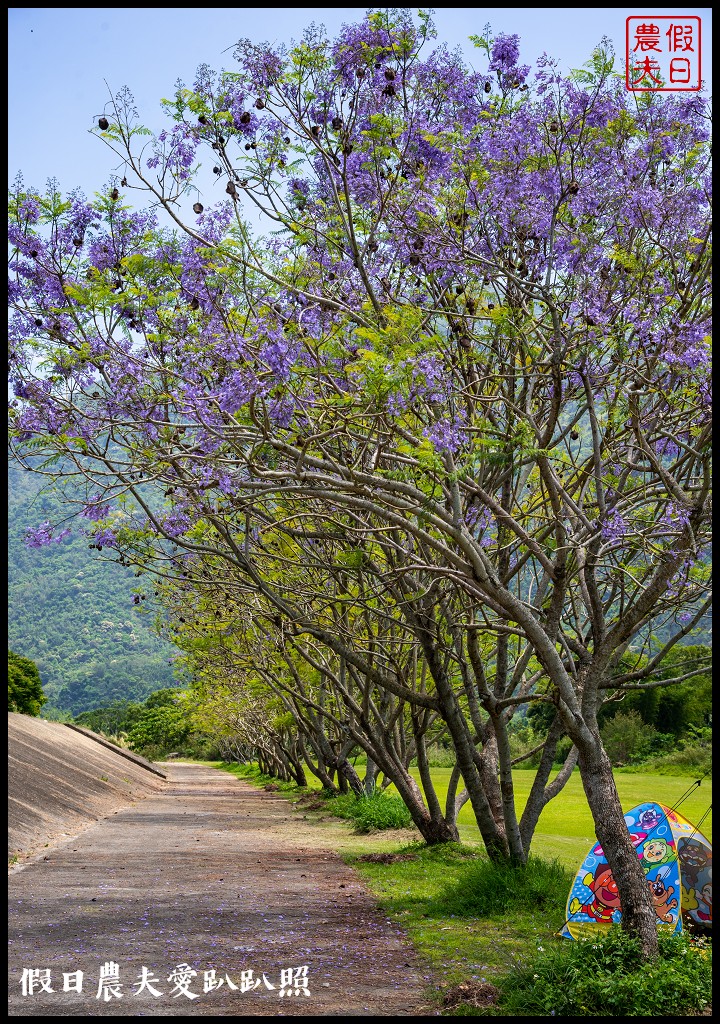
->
xmin=8 ymin=462 xmax=178 ymax=714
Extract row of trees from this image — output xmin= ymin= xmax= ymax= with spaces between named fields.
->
xmin=64 ymin=639 xmax=712 ymax=774
xmin=8 ymin=10 xmax=711 ymax=954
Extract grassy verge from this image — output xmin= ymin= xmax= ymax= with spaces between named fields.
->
xmin=347 ymin=845 xmax=711 ymax=1016
xmin=350 ymin=842 xmax=568 ymax=984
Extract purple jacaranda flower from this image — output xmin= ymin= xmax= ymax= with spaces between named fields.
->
xmin=655 ymin=438 xmax=680 ymax=459
xmin=411 ymin=355 xmax=450 ymax=402
xmin=216 ymin=473 xmax=237 ymax=496
xmin=423 ymin=415 xmax=467 ymax=454
xmin=259 ymin=332 xmax=301 ymax=381
xmin=600 ymin=510 xmax=627 ymax=541
xmin=161 ymin=511 xmax=191 ymax=538
xmin=666 ymin=558 xmax=695 ymax=598
xmin=80 ymin=495 xmax=113 ymax=521
xmin=217 ymin=369 xmax=264 ymax=415
xmin=267 ymin=395 xmax=296 ymax=428
xmin=17 ymin=197 xmax=41 ymax=224
xmin=387 ymin=392 xmax=409 ymax=416
xmin=662 ymin=321 xmax=711 ymax=373
xmin=661 ymin=502 xmax=692 ymax=529
xmin=489 ymin=34 xmax=521 ymax=72
xmin=90 ymin=528 xmax=118 ymax=549
xmin=147 ymin=125 xmax=199 ymax=181
xmin=465 ymin=506 xmax=497 ymax=547
xmin=194 ymin=202 xmax=234 ymax=244
xmin=24 ymin=522 xmax=72 ymax=549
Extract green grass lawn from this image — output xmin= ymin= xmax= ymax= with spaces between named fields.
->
xmin=399 ymin=767 xmax=712 ymax=869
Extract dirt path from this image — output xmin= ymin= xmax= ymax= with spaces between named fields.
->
xmin=8 ymin=764 xmax=434 ymax=1016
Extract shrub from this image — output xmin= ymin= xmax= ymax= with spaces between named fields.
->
xmin=320 ymin=793 xmax=358 ymax=819
xmin=497 ymin=927 xmax=712 ymax=1016
xmin=437 ymin=855 xmax=573 ymax=917
xmin=507 ymin=724 xmax=544 ymax=768
xmin=176 ymin=732 xmax=226 ymax=761
xmin=553 ymin=735 xmax=574 ymax=766
xmin=623 ymin=738 xmax=713 ymax=776
xmin=599 ymin=710 xmax=671 ymax=766
xmin=8 ymin=650 xmax=46 ymax=716
xmin=322 ymin=791 xmax=413 ymax=831
xmin=425 ymin=744 xmax=459 ymax=768
xmin=228 ymin=762 xmax=303 ymax=792
xmin=127 ymin=704 xmax=189 ymax=753
xmin=348 ymin=792 xmax=413 ymax=832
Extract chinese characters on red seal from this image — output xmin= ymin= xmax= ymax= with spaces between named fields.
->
xmin=626 ymin=17 xmax=702 ymax=91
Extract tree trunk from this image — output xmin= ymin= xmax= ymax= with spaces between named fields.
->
xmin=430 ymin=676 xmax=509 ymax=859
xmin=287 ymin=751 xmax=307 ymax=787
xmin=335 ymin=756 xmax=365 ymax=797
xmin=296 ymin=737 xmax=339 ymax=794
xmin=414 ymin=726 xmax=447 ymax=828
xmin=576 ymin=740 xmax=659 ymax=956
xmin=445 ymin=762 xmax=469 ymax=831
xmin=488 ymin=713 xmax=526 ymax=864
xmin=364 ymin=758 xmax=378 ymax=795
xmin=409 ymin=609 xmax=509 ymax=858
xmin=419 ymin=816 xmax=460 ymax=844
xmin=519 ymin=713 xmax=578 ymax=854
xmin=346 ymin=724 xmax=459 ymax=844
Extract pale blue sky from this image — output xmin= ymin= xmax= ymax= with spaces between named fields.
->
xmin=8 ymin=7 xmax=712 ymax=199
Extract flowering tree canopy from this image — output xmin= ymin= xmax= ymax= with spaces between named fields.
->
xmin=8 ymin=10 xmax=711 ymax=952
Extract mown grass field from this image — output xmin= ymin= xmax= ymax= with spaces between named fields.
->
xmin=402 ymin=767 xmax=712 ymax=868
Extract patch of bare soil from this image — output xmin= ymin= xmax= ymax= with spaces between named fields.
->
xmin=8 ymin=764 xmax=435 ymax=1016
xmin=441 ymin=980 xmax=500 ymax=1011
xmin=295 ymin=793 xmax=328 ymax=812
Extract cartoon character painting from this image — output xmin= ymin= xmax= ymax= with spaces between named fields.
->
xmin=678 ymin=835 xmax=712 ymax=931
xmin=648 ymin=866 xmax=679 ymax=924
xmin=678 ymin=838 xmax=711 ymax=888
xmin=569 ymin=863 xmax=622 ymax=925
xmin=639 ymin=838 xmax=677 ymax=871
xmin=639 ymin=807 xmax=662 ymax=832
xmin=695 ymin=882 xmax=712 ymax=923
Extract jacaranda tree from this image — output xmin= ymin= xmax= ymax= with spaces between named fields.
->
xmin=8 ymin=10 xmax=711 ymax=954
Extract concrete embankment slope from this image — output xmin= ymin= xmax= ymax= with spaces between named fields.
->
xmin=8 ymin=712 xmax=166 ymax=862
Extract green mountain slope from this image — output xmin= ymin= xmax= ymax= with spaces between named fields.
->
xmin=8 ymin=462 xmax=178 ymax=714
